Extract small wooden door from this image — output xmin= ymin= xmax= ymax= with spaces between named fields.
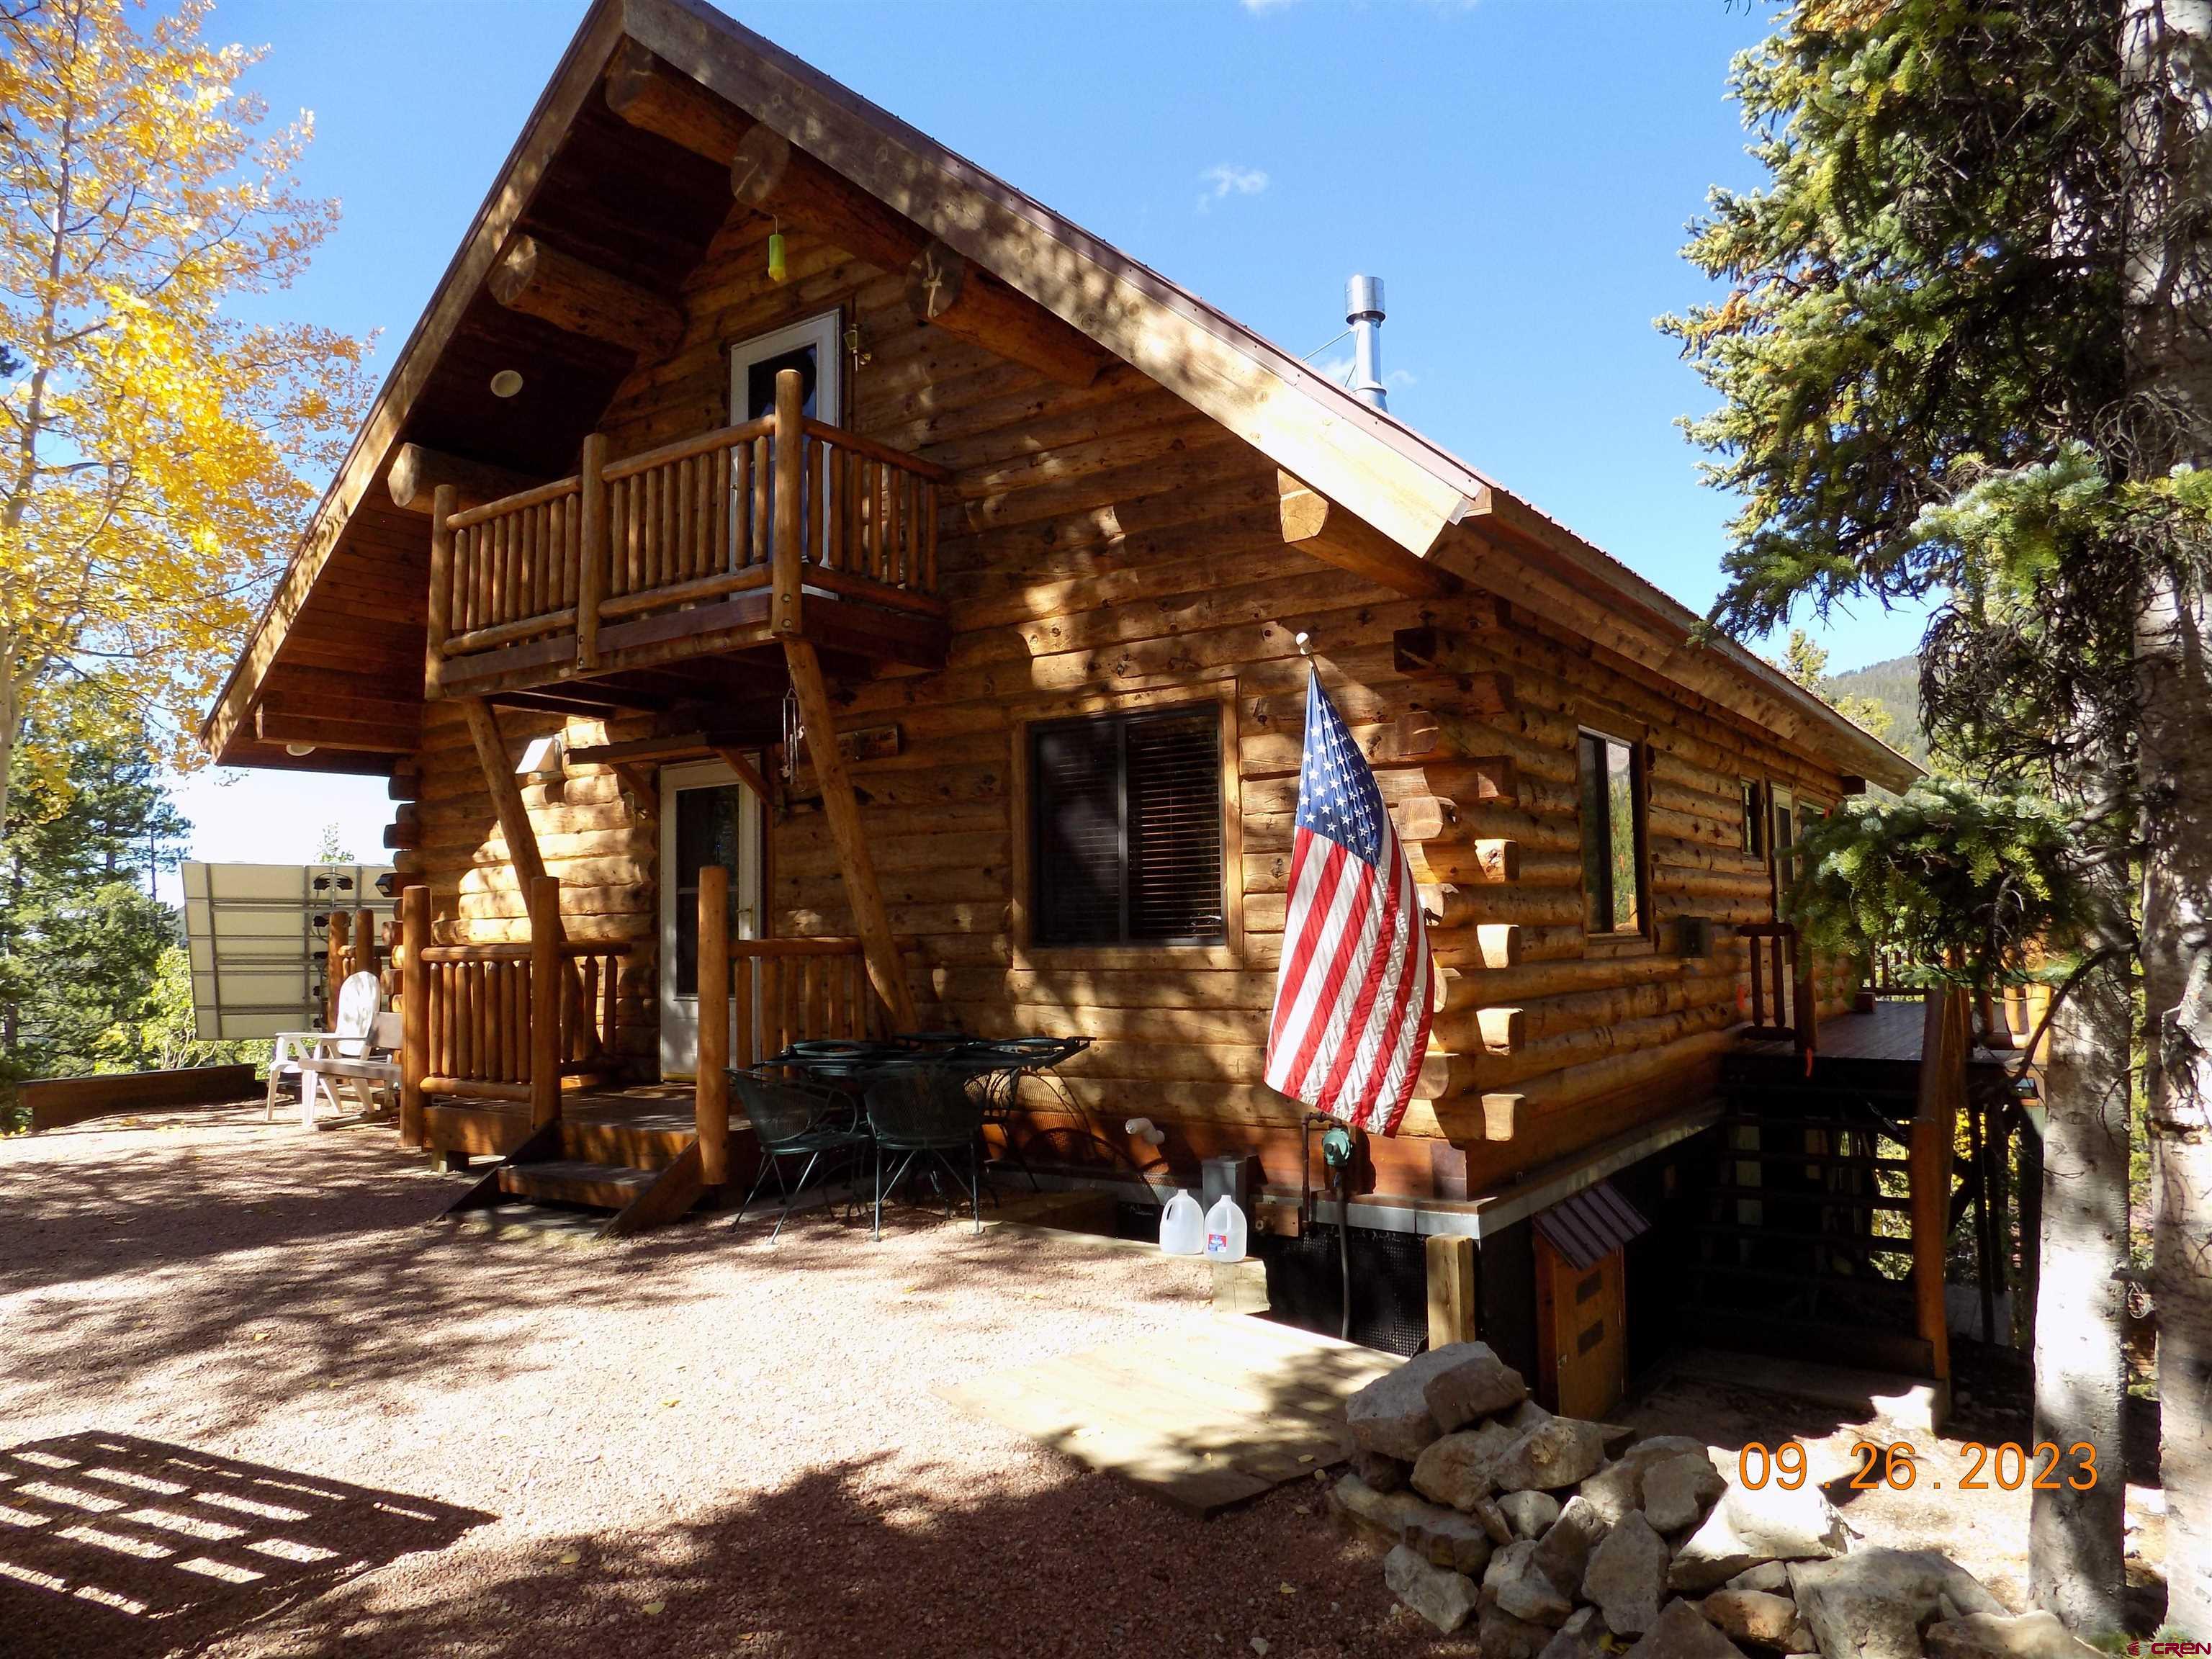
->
xmin=1535 ymin=1237 xmax=1628 ymax=1420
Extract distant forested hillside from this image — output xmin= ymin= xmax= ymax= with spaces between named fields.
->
xmin=1827 ymin=653 xmax=1929 ymax=769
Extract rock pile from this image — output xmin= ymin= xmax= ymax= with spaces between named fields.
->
xmin=1334 ymin=1344 xmax=2095 ymax=1659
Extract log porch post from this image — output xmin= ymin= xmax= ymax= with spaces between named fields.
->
xmin=696 ymin=864 xmax=732 ymax=1187
xmin=1912 ymin=986 xmax=1968 ymax=1382
xmin=325 ymin=910 xmax=350 ymax=1029
xmin=528 ymin=874 xmax=562 ymax=1130
xmin=400 ymin=884 xmax=430 ymax=1148
xmin=577 ymin=433 xmax=607 ymax=670
xmin=771 ymin=367 xmax=806 ymax=637
xmin=780 ymin=637 xmax=917 ymax=1032
xmin=426 ymin=484 xmax=455 ymax=698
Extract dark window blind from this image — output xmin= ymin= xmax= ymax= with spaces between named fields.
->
xmin=1031 ymin=707 xmax=1224 ymax=946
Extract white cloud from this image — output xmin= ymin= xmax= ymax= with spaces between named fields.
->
xmin=1197 ymin=163 xmax=1269 ymax=212
xmin=1240 ymin=0 xmax=1299 ymax=12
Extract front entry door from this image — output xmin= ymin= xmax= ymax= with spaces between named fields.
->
xmin=659 ymin=759 xmax=763 ymax=1079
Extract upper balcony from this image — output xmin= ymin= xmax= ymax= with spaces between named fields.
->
xmin=424 ymin=371 xmax=951 ymax=704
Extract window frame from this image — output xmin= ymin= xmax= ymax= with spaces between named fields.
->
xmin=1009 ymin=681 xmax=1244 ymax=969
xmin=1575 ymin=725 xmax=1651 ymax=944
xmin=1739 ymin=778 xmax=1766 ymax=858
xmin=1026 ymin=702 xmax=1228 ymax=949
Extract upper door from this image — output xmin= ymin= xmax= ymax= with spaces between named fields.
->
xmin=658 ymin=758 xmax=763 ymax=1079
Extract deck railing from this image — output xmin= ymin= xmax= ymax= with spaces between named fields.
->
xmin=428 ymin=369 xmax=950 ymax=685
xmin=396 ymin=877 xmax=626 ymax=1136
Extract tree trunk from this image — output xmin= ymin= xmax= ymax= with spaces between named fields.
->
xmin=2029 ymin=926 xmax=2134 ymax=1634
xmin=2122 ymin=0 xmax=2212 ymax=1628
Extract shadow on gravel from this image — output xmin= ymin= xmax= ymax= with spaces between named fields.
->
xmin=202 ymin=1457 xmax=1413 ymax=1659
xmin=0 ymin=1430 xmax=491 ymax=1659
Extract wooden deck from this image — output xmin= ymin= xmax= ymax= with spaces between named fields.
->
xmin=937 ymin=1316 xmax=1398 ymax=1517
xmin=1738 ymin=999 xmax=2012 ymax=1067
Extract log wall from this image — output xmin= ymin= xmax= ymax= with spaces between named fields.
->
xmin=400 ymin=204 xmax=1864 ymax=1197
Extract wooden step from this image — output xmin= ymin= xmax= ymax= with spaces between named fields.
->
xmin=496 ymin=1159 xmax=657 ymax=1210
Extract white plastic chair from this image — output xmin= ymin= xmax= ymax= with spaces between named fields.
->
xmin=266 ymin=972 xmax=397 ymax=1128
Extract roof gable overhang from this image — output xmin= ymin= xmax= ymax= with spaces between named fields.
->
xmin=202 ymin=0 xmax=1918 ymax=795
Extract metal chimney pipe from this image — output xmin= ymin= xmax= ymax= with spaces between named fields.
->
xmin=1346 ymin=274 xmax=1387 ymax=411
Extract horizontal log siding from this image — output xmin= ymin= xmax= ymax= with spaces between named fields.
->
xmin=400 ymin=210 xmax=1861 ymax=1190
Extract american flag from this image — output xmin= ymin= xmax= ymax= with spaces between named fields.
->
xmin=1264 ymin=670 xmax=1434 ymax=1135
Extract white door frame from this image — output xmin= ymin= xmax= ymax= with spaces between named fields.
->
xmin=659 ymin=757 xmax=763 ymax=1080
xmin=729 ymin=310 xmax=842 ymax=426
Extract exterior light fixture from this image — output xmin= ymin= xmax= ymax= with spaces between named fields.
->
xmin=490 ymin=369 xmax=525 ymax=398
xmin=284 ymin=742 xmax=316 ymax=757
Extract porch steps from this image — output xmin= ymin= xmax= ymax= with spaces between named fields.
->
xmin=445 ymin=1108 xmax=711 ymax=1238
xmin=495 ymin=1158 xmax=655 ymax=1210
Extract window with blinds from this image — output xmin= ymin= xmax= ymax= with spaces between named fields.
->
xmin=1030 ymin=706 xmax=1226 ymax=946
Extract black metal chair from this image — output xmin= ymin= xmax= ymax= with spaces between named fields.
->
xmin=964 ymin=1035 xmax=1093 ymax=1191
xmin=860 ymin=1062 xmax=984 ymax=1241
xmin=729 ymin=1068 xmax=871 ymax=1240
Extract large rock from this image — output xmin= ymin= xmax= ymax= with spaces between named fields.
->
xmin=1406 ymin=1503 xmax=1498 ymax=1578
xmin=1500 ymin=1489 xmax=1562 ymax=1541
xmin=1721 ymin=1563 xmax=1792 ymax=1595
xmin=1352 ymin=1448 xmax=1411 ymax=1493
xmin=1351 ymin=1346 xmax=1493 ymax=1460
xmin=1470 ymin=1493 xmax=1516 ymax=1546
xmin=1485 ymin=1539 xmax=1575 ymax=1627
xmin=1385 ymin=1543 xmax=1480 ymax=1635
xmin=1413 ymin=1421 xmax=1521 ymax=1510
xmin=1669 ymin=1480 xmax=1852 ymax=1591
xmin=1622 ymin=1435 xmax=1711 ymax=1467
xmin=1924 ymin=1611 xmax=2104 ymax=1659
xmin=1533 ymin=1496 xmax=1609 ymax=1594
xmin=1481 ymin=1605 xmax=1554 ymax=1659
xmin=1645 ymin=1451 xmax=1728 ymax=1533
xmin=1504 ymin=1398 xmax=1555 ymax=1431
xmin=1701 ymin=1589 xmax=1802 ymax=1649
xmin=1331 ymin=1472 xmax=1436 ymax=1539
xmin=1423 ymin=1342 xmax=1530 ymax=1431
xmin=1583 ymin=1511 xmax=1671 ymax=1636
xmin=1789 ymin=1550 xmax=2005 ymax=1659
xmin=1579 ymin=1459 xmax=1645 ymax=1526
xmin=1624 ymin=1598 xmax=1750 ymax=1659
xmin=1537 ymin=1607 xmax=1609 ymax=1659
xmin=1490 ymin=1417 xmax=1610 ymax=1492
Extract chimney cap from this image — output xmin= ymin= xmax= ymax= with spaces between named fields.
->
xmin=1346 ymin=274 xmax=1385 ymax=321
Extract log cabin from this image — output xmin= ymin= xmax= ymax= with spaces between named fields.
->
xmin=202 ymin=0 xmax=1954 ymax=1402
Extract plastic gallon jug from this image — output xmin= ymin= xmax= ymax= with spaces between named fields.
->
xmin=1158 ymin=1191 xmax=1205 ymax=1255
xmin=1203 ymin=1195 xmax=1248 ymax=1263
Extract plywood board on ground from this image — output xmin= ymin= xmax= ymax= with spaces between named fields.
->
xmin=937 ymin=1316 xmax=1398 ymax=1516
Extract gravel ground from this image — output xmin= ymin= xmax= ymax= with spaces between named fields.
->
xmin=3 ymin=1105 xmax=1437 ymax=1659
xmin=3 ymin=1105 xmax=2136 ymax=1658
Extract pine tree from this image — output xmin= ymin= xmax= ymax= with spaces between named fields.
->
xmin=1660 ymin=1 xmax=2190 ymax=1625
xmin=0 ymin=675 xmax=188 ymax=1089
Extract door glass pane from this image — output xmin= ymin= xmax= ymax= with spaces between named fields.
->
xmin=744 ymin=345 xmax=819 ymax=421
xmin=674 ymin=784 xmax=745 ymax=995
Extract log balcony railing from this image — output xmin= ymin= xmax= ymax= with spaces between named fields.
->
xmin=396 ymin=878 xmax=628 ymax=1140
xmin=426 ymin=369 xmax=953 ymax=699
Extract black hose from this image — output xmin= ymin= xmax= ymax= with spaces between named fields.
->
xmin=1335 ymin=1161 xmax=1354 ymax=1341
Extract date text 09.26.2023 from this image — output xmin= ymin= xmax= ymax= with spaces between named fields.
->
xmin=1735 ymin=1440 xmax=2100 ymax=1492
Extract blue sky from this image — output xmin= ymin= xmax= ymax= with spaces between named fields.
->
xmin=174 ymin=0 xmax=1933 ymax=872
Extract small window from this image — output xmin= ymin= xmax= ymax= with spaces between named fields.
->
xmin=1740 ymin=780 xmax=1764 ymax=856
xmin=1030 ymin=707 xmax=1224 ymax=946
xmin=1578 ymin=732 xmax=1645 ymax=936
